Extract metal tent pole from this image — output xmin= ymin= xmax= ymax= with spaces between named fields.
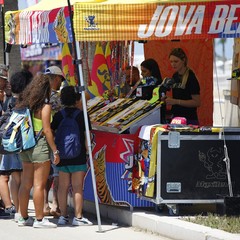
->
xmin=66 ymin=0 xmax=102 ymax=232
xmin=1 ymin=4 xmax=6 ymax=65
xmin=75 ymin=42 xmax=103 ymax=232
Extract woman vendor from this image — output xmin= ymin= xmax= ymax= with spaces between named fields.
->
xmin=165 ymin=48 xmax=201 ymax=125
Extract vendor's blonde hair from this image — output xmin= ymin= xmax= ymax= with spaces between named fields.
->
xmin=180 ymin=68 xmax=189 ymax=89
xmin=169 ymin=48 xmax=189 ymax=89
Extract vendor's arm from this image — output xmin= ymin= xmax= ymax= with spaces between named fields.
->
xmin=165 ymin=94 xmax=200 ymax=108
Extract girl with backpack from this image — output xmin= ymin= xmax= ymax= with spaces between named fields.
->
xmin=51 ymin=86 xmax=92 ymax=226
xmin=16 ymin=73 xmax=60 ymax=228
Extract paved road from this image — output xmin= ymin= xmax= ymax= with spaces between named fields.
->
xmin=0 ymin=201 xmax=173 ymax=240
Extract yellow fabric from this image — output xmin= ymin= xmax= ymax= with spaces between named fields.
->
xmin=73 ymin=1 xmax=225 ymax=42
xmin=145 ymin=126 xmax=165 ymax=198
xmin=23 ymin=0 xmax=105 ymax=11
xmin=22 ymin=0 xmax=225 ymax=11
xmin=32 ymin=116 xmax=43 ymax=132
xmin=148 ymin=87 xmax=160 ymax=104
xmin=32 ymin=114 xmax=52 ymax=132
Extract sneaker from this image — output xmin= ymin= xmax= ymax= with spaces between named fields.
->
xmin=33 ymin=218 xmax=57 ymax=228
xmin=72 ymin=217 xmax=93 ymax=226
xmin=14 ymin=212 xmax=21 ymax=223
xmin=5 ymin=205 xmax=16 ymax=215
xmin=58 ymin=216 xmax=69 ymax=225
xmin=18 ymin=216 xmax=34 ymax=226
xmin=0 ymin=208 xmax=11 ymax=219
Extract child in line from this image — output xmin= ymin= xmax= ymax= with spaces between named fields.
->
xmin=51 ymin=86 xmax=92 ymax=226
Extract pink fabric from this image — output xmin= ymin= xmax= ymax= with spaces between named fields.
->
xmin=170 ymin=117 xmax=187 ymax=125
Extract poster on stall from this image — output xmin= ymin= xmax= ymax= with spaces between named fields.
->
xmin=83 ymin=130 xmax=154 ymax=207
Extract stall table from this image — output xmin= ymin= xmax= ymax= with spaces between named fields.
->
xmin=83 ymin=99 xmax=161 ymax=208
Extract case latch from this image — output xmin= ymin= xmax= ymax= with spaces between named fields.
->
xmin=168 ymin=131 xmax=180 ymax=148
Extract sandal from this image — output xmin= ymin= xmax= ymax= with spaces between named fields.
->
xmin=43 ymin=206 xmax=51 ymax=216
xmin=50 ymin=208 xmax=61 ymax=218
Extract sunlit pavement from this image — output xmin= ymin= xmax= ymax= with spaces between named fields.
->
xmin=0 ymin=199 xmax=172 ymax=240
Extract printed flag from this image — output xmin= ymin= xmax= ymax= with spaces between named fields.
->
xmin=88 ymin=42 xmax=111 ymax=97
xmin=61 ymin=43 xmax=76 ymax=86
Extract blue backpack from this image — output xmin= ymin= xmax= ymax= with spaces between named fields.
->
xmin=0 ymin=107 xmax=37 ymax=154
xmin=55 ymin=109 xmax=81 ymax=159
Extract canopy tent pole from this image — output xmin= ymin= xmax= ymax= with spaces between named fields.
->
xmin=75 ymin=42 xmax=103 ymax=231
xmin=213 ymin=49 xmax=233 ymax=197
xmin=1 ymin=4 xmax=7 ymax=65
xmin=66 ymin=0 xmax=102 ymax=232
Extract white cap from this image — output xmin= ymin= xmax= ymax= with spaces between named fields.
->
xmin=45 ymin=66 xmax=64 ymax=77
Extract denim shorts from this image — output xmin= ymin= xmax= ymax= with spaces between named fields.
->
xmin=19 ymin=137 xmax=51 ymax=163
xmin=57 ymin=164 xmax=87 ymax=173
xmin=0 ymin=153 xmax=22 ymax=175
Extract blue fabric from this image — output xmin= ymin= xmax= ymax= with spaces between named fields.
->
xmin=0 ymin=154 xmax=22 ymax=172
xmin=141 ymin=76 xmax=158 ymax=86
xmin=57 ymin=164 xmax=87 ymax=173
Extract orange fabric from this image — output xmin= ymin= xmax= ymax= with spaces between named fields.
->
xmin=144 ymin=39 xmax=213 ymax=126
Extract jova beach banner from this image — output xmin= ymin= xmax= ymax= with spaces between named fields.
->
xmin=74 ymin=0 xmax=240 ymax=41
xmin=4 ymin=0 xmax=240 ymax=45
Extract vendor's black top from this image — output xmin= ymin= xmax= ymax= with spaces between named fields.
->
xmin=51 ymin=107 xmax=91 ymax=167
xmin=171 ymin=69 xmax=200 ymax=124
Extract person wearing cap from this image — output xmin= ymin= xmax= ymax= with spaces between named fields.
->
xmin=164 ymin=48 xmax=201 ymax=125
xmin=43 ymin=65 xmax=65 ymax=217
xmin=45 ymin=66 xmax=65 ymax=116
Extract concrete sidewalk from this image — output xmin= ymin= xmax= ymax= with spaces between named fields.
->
xmin=0 ymin=200 xmax=172 ymax=240
xmin=83 ymin=200 xmax=240 ymax=240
